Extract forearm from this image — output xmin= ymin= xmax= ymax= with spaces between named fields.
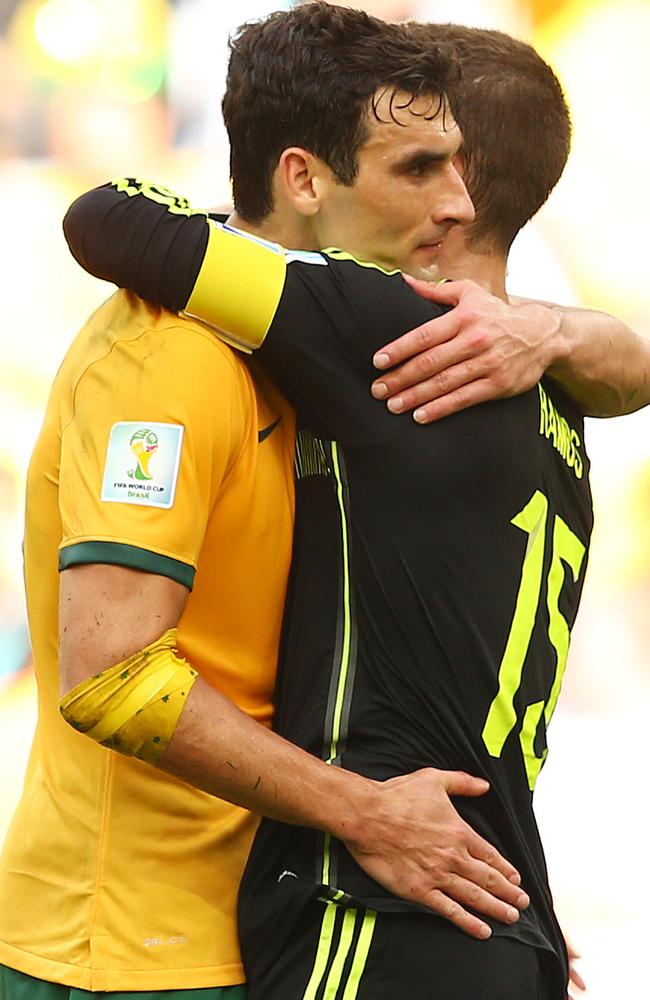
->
xmin=511 ymin=297 xmax=650 ymax=417
xmin=59 ymin=565 xmax=372 ymax=842
xmin=160 ymin=673 xmax=372 ymax=841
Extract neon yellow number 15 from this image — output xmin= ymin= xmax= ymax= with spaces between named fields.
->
xmin=481 ymin=490 xmax=586 ymax=790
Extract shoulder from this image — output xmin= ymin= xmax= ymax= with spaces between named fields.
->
xmin=53 ymin=292 xmax=256 ymax=462
xmin=285 ymin=247 xmax=401 ymax=283
xmin=73 ymin=290 xmax=253 ymax=400
xmin=281 ymin=249 xmax=448 ymax=333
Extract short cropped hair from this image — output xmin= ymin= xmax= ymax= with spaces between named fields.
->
xmin=223 ymin=2 xmax=459 ymax=223
xmin=413 ymin=24 xmax=571 ymax=252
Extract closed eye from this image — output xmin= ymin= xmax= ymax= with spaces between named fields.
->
xmin=395 ymin=152 xmax=446 ymax=178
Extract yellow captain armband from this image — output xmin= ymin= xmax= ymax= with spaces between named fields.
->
xmin=59 ymin=629 xmax=198 ymax=765
xmin=183 ymin=220 xmax=287 ymax=354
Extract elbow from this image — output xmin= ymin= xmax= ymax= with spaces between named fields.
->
xmin=62 ymin=194 xmax=91 ymax=270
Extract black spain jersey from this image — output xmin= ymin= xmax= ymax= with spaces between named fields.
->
xmin=239 ymin=257 xmax=591 ymax=996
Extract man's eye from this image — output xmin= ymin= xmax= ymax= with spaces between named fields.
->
xmin=408 ymin=160 xmax=438 ymax=178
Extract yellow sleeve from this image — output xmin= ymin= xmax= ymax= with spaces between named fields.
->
xmin=58 ymin=293 xmax=250 ymax=589
xmin=183 ymin=221 xmax=287 ymax=353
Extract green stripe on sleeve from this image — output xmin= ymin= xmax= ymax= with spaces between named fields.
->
xmin=59 ymin=541 xmax=195 ymax=590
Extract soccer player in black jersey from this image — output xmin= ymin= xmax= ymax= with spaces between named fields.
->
xmin=61 ymin=9 xmax=650 ymax=1000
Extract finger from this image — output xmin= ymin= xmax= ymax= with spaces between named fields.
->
xmin=401 ymin=274 xmax=477 ymax=309
xmin=569 ymin=966 xmax=587 ymax=992
xmin=438 ymin=769 xmax=490 ymax=797
xmin=465 ymin=830 xmax=523 ymax=887
xmin=411 ymin=378 xmax=500 ymax=425
xmin=435 ymin=872 xmax=523 ymax=925
xmin=566 ymin=940 xmax=581 ymax=961
xmin=421 ymin=888 xmax=492 ymax=940
xmin=372 ymin=334 xmax=485 ymax=400
xmin=401 ymin=273 xmax=446 ymax=301
xmin=373 ymin=311 xmax=462 ymax=370
xmin=379 ymin=357 xmax=490 ymax=413
xmin=406 ymin=276 xmax=476 ymax=307
xmin=456 ymin=855 xmax=529 ymax=910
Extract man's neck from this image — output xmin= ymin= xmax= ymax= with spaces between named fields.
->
xmin=437 ymin=229 xmax=508 ymax=301
xmin=441 ymin=252 xmax=508 ymax=301
xmin=227 ymin=209 xmax=317 ymax=252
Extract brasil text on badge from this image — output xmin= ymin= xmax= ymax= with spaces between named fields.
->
xmin=101 ymin=421 xmax=184 ymax=509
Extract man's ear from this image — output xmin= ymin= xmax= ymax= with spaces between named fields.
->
xmin=276 ymin=147 xmax=333 ymax=217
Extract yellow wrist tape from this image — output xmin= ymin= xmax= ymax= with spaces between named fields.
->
xmin=60 ymin=628 xmax=198 ymax=765
xmin=183 ymin=220 xmax=287 ymax=353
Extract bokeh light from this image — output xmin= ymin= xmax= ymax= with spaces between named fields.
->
xmin=34 ymin=0 xmax=103 ymax=64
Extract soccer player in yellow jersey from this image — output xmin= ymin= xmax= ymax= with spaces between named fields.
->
xmin=0 ymin=9 xmax=542 ymax=1000
xmin=0 ymin=295 xmax=296 ymax=995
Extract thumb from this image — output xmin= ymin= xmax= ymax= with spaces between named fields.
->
xmin=403 ymin=273 xmax=465 ymax=307
xmin=401 ymin=273 xmax=440 ymax=301
xmin=441 ymin=770 xmax=490 ymax=798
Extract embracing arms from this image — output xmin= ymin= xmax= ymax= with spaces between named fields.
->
xmin=370 ymin=277 xmax=650 ymax=422
xmin=63 ymin=179 xmax=650 ymax=422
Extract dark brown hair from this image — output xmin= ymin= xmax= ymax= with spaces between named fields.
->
xmin=222 ymin=2 xmax=459 ymax=222
xmin=413 ymin=24 xmax=571 ymax=252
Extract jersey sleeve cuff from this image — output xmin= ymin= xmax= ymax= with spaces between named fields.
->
xmin=58 ymin=541 xmax=195 ymax=590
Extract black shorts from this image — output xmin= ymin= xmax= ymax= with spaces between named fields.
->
xmin=245 ymin=900 xmax=561 ymax=1000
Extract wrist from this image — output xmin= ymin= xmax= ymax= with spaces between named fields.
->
xmin=315 ymin=765 xmax=380 ymax=846
xmin=508 ymin=295 xmax=570 ymax=373
xmin=541 ymin=306 xmax=574 ymax=374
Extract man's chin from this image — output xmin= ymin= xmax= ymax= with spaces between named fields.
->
xmin=403 ymin=260 xmax=443 ymax=282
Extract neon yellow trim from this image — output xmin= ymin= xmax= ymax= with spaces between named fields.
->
xmin=185 ymin=220 xmax=287 ymax=352
xmin=302 ymin=902 xmax=339 ymax=1000
xmin=328 ymin=442 xmax=353 ymax=762
xmin=323 ymin=909 xmax=357 ymax=1000
xmin=322 ymin=442 xmax=353 ymax=886
xmin=60 ymin=628 xmax=198 ymax=764
xmin=111 ymin=177 xmax=208 ymax=218
xmin=322 ymin=833 xmax=333 ymax=887
xmin=322 ymin=247 xmax=400 ymax=276
xmin=342 ymin=910 xmax=377 ymax=1000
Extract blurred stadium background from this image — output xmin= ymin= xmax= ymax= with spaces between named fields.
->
xmin=0 ymin=0 xmax=648 ymax=995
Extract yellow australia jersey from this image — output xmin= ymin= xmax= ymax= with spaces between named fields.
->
xmin=0 ymin=291 xmax=295 ymax=990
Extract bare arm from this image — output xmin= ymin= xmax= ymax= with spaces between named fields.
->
xmin=370 ymin=278 xmax=650 ymax=422
xmin=512 ymin=296 xmax=650 ymax=418
xmin=59 ymin=563 xmax=530 ymax=939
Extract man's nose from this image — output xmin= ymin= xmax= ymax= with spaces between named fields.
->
xmin=434 ymin=163 xmax=475 ymax=227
